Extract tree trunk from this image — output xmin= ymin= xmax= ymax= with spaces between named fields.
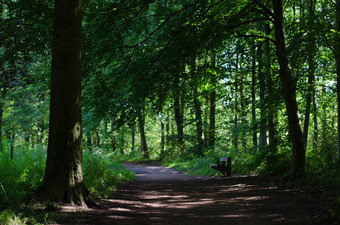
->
xmin=138 ymin=105 xmax=149 ymax=159
xmin=251 ymin=43 xmax=258 ymax=150
xmin=87 ymin=135 xmax=93 ymax=152
xmin=272 ymin=0 xmax=305 ymax=177
xmin=160 ymin=121 xmax=165 ymax=158
xmin=303 ymin=0 xmax=316 ymax=150
xmin=336 ymin=0 xmax=340 ymax=163
xmin=10 ymin=131 xmax=14 ymax=159
xmin=313 ymin=91 xmax=318 ymax=151
xmin=34 ymin=0 xmax=92 ymax=206
xmin=111 ymin=119 xmax=116 ymax=151
xmin=209 ymin=53 xmax=216 ymax=149
xmin=265 ymin=23 xmax=276 ymax=152
xmin=131 ymin=123 xmax=135 ymax=151
xmin=258 ymin=23 xmax=267 ymax=152
xmin=192 ymin=58 xmax=204 ymax=156
xmin=233 ymin=54 xmax=239 ymax=151
xmin=174 ymin=85 xmax=184 ymax=147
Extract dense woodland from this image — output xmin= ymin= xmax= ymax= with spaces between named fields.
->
xmin=0 ymin=0 xmax=340 ymax=219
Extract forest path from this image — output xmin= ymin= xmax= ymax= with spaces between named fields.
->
xmin=58 ymin=162 xmax=330 ymax=225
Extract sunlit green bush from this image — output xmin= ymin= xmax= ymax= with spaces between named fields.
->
xmin=83 ymin=150 xmax=135 ymax=198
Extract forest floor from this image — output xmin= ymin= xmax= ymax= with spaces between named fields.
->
xmin=55 ymin=162 xmax=336 ymax=225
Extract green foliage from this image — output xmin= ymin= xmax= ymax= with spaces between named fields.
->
xmin=0 ymin=209 xmax=26 ymax=225
xmin=0 ymin=144 xmax=45 ymax=205
xmin=83 ymin=150 xmax=135 ymax=198
xmin=164 ymin=157 xmax=219 ymax=176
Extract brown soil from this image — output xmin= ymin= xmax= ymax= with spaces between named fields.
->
xmin=56 ymin=162 xmax=335 ymax=225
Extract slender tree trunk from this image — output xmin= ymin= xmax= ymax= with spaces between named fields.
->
xmin=174 ymin=85 xmax=184 ymax=147
xmin=111 ymin=119 xmax=116 ymax=151
xmin=192 ymin=58 xmax=204 ymax=156
xmin=258 ymin=23 xmax=267 ymax=152
xmin=119 ymin=129 xmax=125 ymax=154
xmin=209 ymin=53 xmax=216 ymax=149
xmin=265 ymin=23 xmax=276 ymax=152
xmin=10 ymin=131 xmax=14 ymax=159
xmin=239 ymin=53 xmax=247 ymax=149
xmin=233 ymin=54 xmax=239 ymax=151
xmin=95 ymin=131 xmax=101 ymax=147
xmin=272 ymin=0 xmax=305 ymax=177
xmin=138 ymin=104 xmax=149 ymax=159
xmin=313 ymin=91 xmax=318 ymax=151
xmin=303 ymin=0 xmax=316 ymax=149
xmin=131 ymin=123 xmax=135 ymax=151
xmin=34 ymin=0 xmax=92 ymax=206
xmin=336 ymin=0 xmax=340 ymax=163
xmin=87 ymin=135 xmax=93 ymax=152
xmin=251 ymin=44 xmax=258 ymax=150
xmin=160 ymin=121 xmax=165 ymax=158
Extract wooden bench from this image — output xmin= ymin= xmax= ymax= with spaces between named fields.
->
xmin=210 ymin=156 xmax=231 ymax=177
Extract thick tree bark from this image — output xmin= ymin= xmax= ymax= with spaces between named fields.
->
xmin=138 ymin=105 xmax=149 ymax=159
xmin=272 ymin=0 xmax=305 ymax=176
xmin=34 ymin=0 xmax=92 ymax=206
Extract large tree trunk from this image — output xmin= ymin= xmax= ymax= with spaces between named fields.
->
xmin=336 ymin=0 xmax=340 ymax=163
xmin=34 ymin=0 xmax=92 ymax=206
xmin=272 ymin=0 xmax=305 ymax=177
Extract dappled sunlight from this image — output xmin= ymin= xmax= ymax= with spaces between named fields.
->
xmin=59 ymin=164 xmax=325 ymax=225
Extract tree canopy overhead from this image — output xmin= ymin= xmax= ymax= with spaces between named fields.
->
xmin=0 ymin=0 xmax=339 ymax=206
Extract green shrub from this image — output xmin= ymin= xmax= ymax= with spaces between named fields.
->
xmin=0 ymin=146 xmax=45 ymax=204
xmin=0 ymin=209 xmax=26 ymax=225
xmin=83 ymin=151 xmax=135 ymax=198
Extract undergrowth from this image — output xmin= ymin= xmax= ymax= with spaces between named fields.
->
xmin=0 ymin=144 xmax=135 ymax=224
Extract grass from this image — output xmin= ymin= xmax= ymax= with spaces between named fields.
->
xmin=0 ymin=143 xmax=135 ymax=225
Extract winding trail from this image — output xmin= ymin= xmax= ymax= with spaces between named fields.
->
xmin=58 ymin=162 xmax=330 ymax=225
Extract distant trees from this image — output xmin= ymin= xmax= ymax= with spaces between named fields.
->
xmin=0 ymin=1 xmax=339 ymax=203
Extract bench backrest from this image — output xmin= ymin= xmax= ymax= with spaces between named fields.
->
xmin=220 ymin=156 xmax=229 ymax=162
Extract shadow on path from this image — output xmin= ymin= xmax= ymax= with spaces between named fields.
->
xmin=58 ymin=162 xmax=330 ymax=225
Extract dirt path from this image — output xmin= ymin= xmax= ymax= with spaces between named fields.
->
xmin=58 ymin=162 xmax=332 ymax=225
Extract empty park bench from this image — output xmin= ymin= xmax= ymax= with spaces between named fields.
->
xmin=210 ymin=156 xmax=231 ymax=177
